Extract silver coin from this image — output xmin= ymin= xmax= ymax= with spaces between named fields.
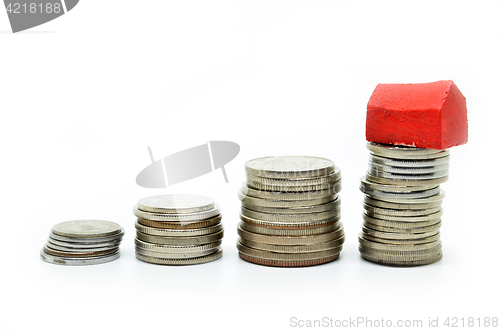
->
xmin=136 ymin=230 xmax=224 ymax=245
xmin=137 ymin=194 xmax=215 ymax=214
xmin=238 ymin=224 xmax=344 ymax=245
xmin=246 ymin=167 xmax=341 ymax=187
xmin=241 ymin=207 xmax=340 ymax=222
xmin=366 ymin=173 xmax=449 ymax=187
xmin=367 ymin=168 xmax=449 ymax=180
xmin=364 ymin=195 xmax=443 ymax=210
xmin=369 ymin=154 xmax=450 ymax=168
xmin=363 ymin=203 xmax=442 ymax=217
xmin=358 ymin=234 xmax=441 ymax=251
xmin=362 ymin=213 xmax=441 ymax=229
xmin=361 ymin=252 xmax=442 ymax=266
xmin=135 ymin=221 xmax=223 ymax=237
xmin=40 ymin=249 xmax=120 ymax=266
xmin=363 ymin=209 xmax=443 ymax=222
xmin=237 ymin=241 xmax=342 ymax=261
xmin=247 ymin=181 xmax=341 ymax=193
xmin=239 ymin=236 xmax=345 ymax=253
xmin=241 ymin=183 xmax=339 ymax=200
xmin=49 ymin=228 xmax=124 ymax=243
xmin=360 ymin=176 xmax=438 ymax=192
xmin=363 ymin=220 xmax=442 ymax=234
xmin=360 ymin=232 xmax=441 ymax=245
xmin=359 ymin=246 xmax=442 ymax=262
xmin=245 ymin=156 xmax=336 ymax=179
xmin=135 ymin=247 xmax=219 ymax=259
xmin=135 ymin=248 xmax=222 ymax=266
xmin=367 ymin=142 xmax=449 ymax=159
xmin=368 ymin=161 xmax=449 ymax=174
xmin=242 ymin=198 xmax=340 ymax=214
xmin=48 ymin=237 xmax=122 ymax=249
xmin=362 ymin=226 xmax=440 ymax=240
xmin=239 ymin=221 xmax=341 ymax=236
xmin=240 ymin=213 xmax=340 ymax=229
xmin=365 ymin=190 xmax=445 ymax=204
xmin=238 ymin=189 xmax=336 ymax=208
xmin=134 ymin=238 xmax=222 ymax=253
xmin=45 ymin=240 xmax=120 ymax=253
xmin=52 ymin=220 xmax=122 ymax=239
xmin=133 ymin=205 xmax=220 ymax=222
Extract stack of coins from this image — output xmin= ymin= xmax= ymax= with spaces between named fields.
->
xmin=40 ymin=220 xmax=124 ymax=266
xmin=133 ymin=194 xmax=223 ymax=265
xmin=237 ymin=156 xmax=344 ymax=267
xmin=359 ymin=142 xmax=449 ymax=266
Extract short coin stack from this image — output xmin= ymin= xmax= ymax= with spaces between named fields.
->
xmin=133 ymin=194 xmax=223 ymax=265
xmin=237 ymin=156 xmax=344 ymax=267
xmin=359 ymin=142 xmax=449 ymax=266
xmin=40 ymin=220 xmax=124 ymax=266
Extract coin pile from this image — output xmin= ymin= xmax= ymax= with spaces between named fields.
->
xmin=40 ymin=220 xmax=124 ymax=266
xmin=237 ymin=156 xmax=344 ymax=267
xmin=133 ymin=194 xmax=223 ymax=265
xmin=359 ymin=142 xmax=449 ymax=266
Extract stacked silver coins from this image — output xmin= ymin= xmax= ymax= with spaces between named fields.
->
xmin=133 ymin=194 xmax=223 ymax=265
xmin=359 ymin=142 xmax=449 ymax=266
xmin=40 ymin=220 xmax=124 ymax=266
xmin=237 ymin=156 xmax=344 ymax=267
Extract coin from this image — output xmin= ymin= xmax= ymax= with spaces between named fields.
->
xmin=358 ymin=234 xmax=441 ymax=251
xmin=52 ymin=220 xmax=122 ymax=238
xmin=238 ymin=190 xmax=337 ymax=208
xmin=363 ymin=203 xmax=442 ymax=217
xmin=240 ymin=214 xmax=340 ymax=229
xmin=237 ymin=241 xmax=342 ymax=261
xmin=135 ymin=247 xmax=219 ymax=259
xmin=366 ymin=173 xmax=449 ymax=187
xmin=241 ymin=183 xmax=341 ymax=200
xmin=136 ymin=230 xmax=224 ymax=246
xmin=239 ymin=252 xmax=340 ymax=267
xmin=363 ymin=210 xmax=443 ymax=222
xmin=364 ymin=195 xmax=443 ymax=210
xmin=246 ymin=168 xmax=341 ymax=186
xmin=133 ymin=205 xmax=220 ymax=222
xmin=134 ymin=238 xmax=222 ymax=253
xmin=45 ymin=241 xmax=119 ymax=253
xmin=359 ymin=246 xmax=442 ymax=262
xmin=367 ymin=168 xmax=449 ymax=180
xmin=49 ymin=229 xmax=124 ymax=243
xmin=43 ymin=245 xmax=118 ymax=258
xmin=137 ymin=194 xmax=215 ymax=214
xmin=238 ymin=224 xmax=344 ymax=245
xmin=137 ymin=215 xmax=222 ymax=229
xmin=245 ymin=156 xmax=336 ymax=179
xmin=241 ymin=207 xmax=340 ymax=223
xmin=360 ymin=232 xmax=441 ymax=245
xmin=239 ymin=221 xmax=341 ymax=236
xmin=362 ymin=213 xmax=441 ymax=229
xmin=135 ymin=221 xmax=223 ymax=237
xmin=242 ymin=199 xmax=340 ymax=214
xmin=47 ymin=237 xmax=122 ymax=249
xmin=360 ymin=252 xmax=442 ymax=266
xmin=247 ymin=181 xmax=341 ymax=193
xmin=40 ymin=249 xmax=120 ymax=266
xmin=367 ymin=142 xmax=449 ymax=159
xmin=363 ymin=220 xmax=442 ymax=234
xmin=135 ymin=248 xmax=222 ymax=266
xmin=368 ymin=161 xmax=449 ymax=174
xmin=239 ymin=236 xmax=345 ymax=253
xmin=361 ymin=176 xmax=439 ymax=192
xmin=369 ymin=154 xmax=450 ymax=168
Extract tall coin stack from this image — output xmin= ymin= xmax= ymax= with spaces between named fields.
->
xmin=237 ymin=156 xmax=344 ymax=267
xmin=133 ymin=194 xmax=223 ymax=265
xmin=359 ymin=142 xmax=449 ymax=266
xmin=41 ymin=220 xmax=124 ymax=266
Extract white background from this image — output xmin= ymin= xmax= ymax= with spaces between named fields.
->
xmin=1 ymin=1 xmax=498 ymax=330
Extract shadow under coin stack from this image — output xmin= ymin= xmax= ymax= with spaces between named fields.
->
xmin=359 ymin=142 xmax=449 ymax=266
xmin=133 ymin=194 xmax=223 ymax=265
xmin=237 ymin=156 xmax=344 ymax=267
xmin=40 ymin=220 xmax=124 ymax=266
